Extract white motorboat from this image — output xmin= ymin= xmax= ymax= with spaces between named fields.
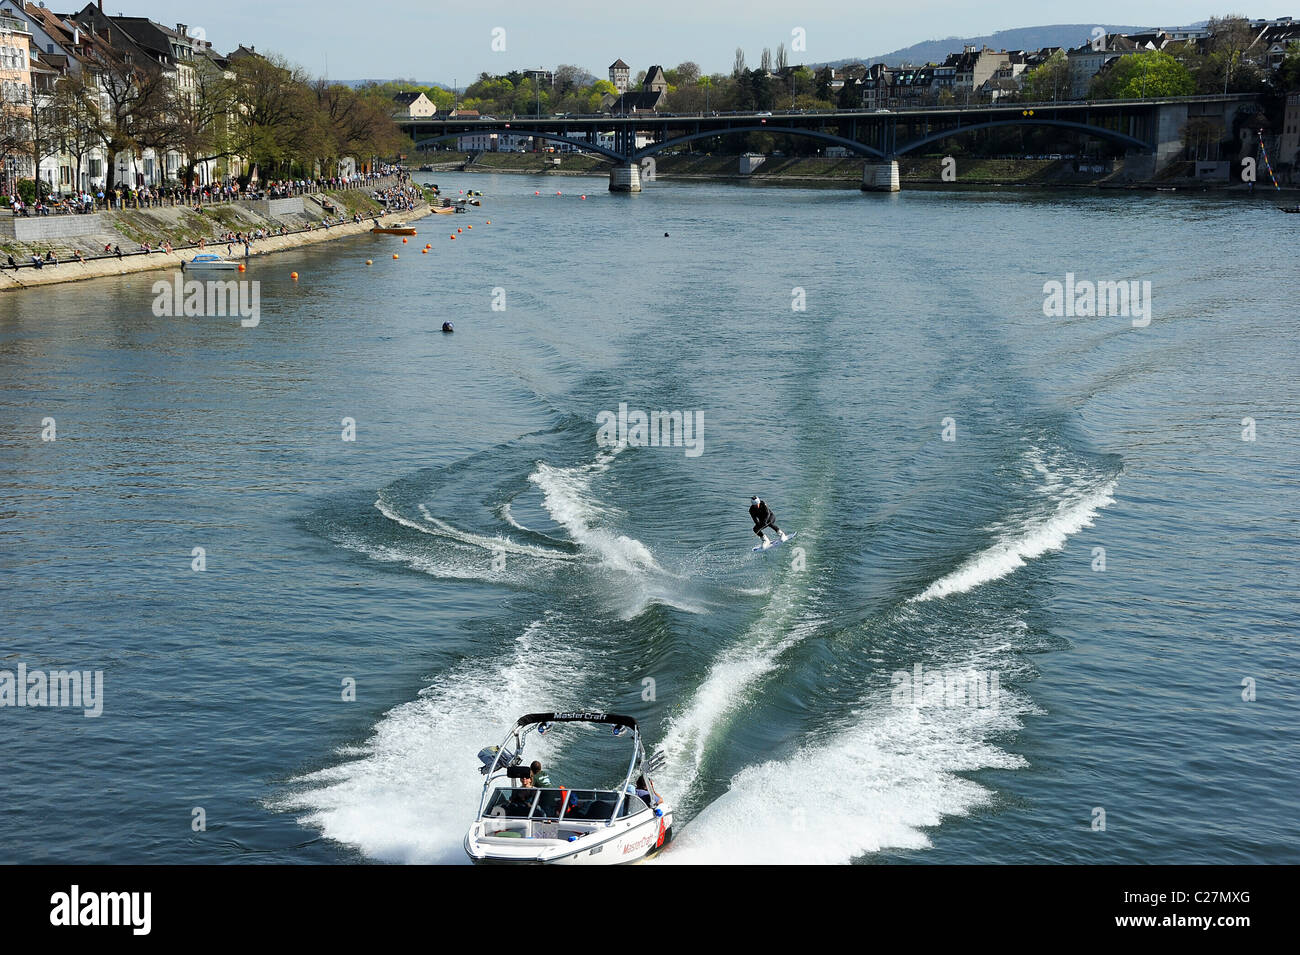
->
xmin=181 ymin=253 xmax=240 ymax=271
xmin=464 ymin=711 xmax=673 ymax=865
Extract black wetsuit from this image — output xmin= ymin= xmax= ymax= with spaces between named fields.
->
xmin=749 ymin=500 xmax=781 ymax=538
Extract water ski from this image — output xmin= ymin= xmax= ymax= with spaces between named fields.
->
xmin=752 ymin=532 xmax=796 ymax=553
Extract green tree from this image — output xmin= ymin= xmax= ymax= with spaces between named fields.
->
xmin=1278 ymin=41 xmax=1300 ymax=91
xmin=1090 ymin=51 xmax=1194 ymax=99
xmin=1022 ymin=50 xmax=1070 ymax=102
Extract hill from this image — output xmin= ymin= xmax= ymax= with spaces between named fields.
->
xmin=828 ymin=23 xmax=1165 ymax=67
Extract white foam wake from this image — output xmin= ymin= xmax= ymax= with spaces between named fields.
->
xmin=656 ymin=576 xmax=824 ymax=803
xmin=526 ymin=451 xmax=705 ymax=619
xmin=661 ymin=684 xmax=1030 ymax=864
xmin=274 ymin=617 xmax=577 ymax=864
xmin=528 ymin=454 xmax=662 ymax=575
xmin=372 ymin=496 xmax=575 ymax=561
xmin=911 ymin=476 xmax=1118 ymax=603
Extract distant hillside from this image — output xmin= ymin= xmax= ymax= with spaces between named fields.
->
xmin=829 ymin=23 xmax=1164 ymax=67
xmin=338 ymin=79 xmax=454 ymax=90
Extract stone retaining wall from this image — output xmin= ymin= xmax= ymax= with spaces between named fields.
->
xmin=236 ymin=197 xmax=305 ymax=217
xmin=0 ymin=214 xmax=106 ymax=242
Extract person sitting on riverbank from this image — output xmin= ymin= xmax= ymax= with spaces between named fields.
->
xmin=45 ymin=250 xmax=57 ymax=265
xmin=31 ymin=255 xmax=42 ymax=269
xmin=6 ymin=254 xmax=15 ymax=268
xmin=114 ymin=245 xmax=122 ymax=259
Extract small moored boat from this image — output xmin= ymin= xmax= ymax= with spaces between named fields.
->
xmin=181 ymin=252 xmax=240 ymax=271
xmin=465 ymin=711 xmax=673 ymax=865
xmin=371 ymin=226 xmax=417 ymax=235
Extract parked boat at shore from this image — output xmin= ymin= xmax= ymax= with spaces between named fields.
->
xmin=181 ymin=253 xmax=240 ymax=271
xmin=371 ymin=226 xmax=417 ymax=235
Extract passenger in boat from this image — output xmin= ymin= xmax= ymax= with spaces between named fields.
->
xmin=529 ymin=761 xmax=553 ymax=788
xmin=634 ymin=775 xmax=661 ymax=808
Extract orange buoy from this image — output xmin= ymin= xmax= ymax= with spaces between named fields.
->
xmin=457 ymin=228 xmax=462 ymax=233
xmin=366 ymin=259 xmax=372 ymax=265
xmin=238 ymin=263 xmax=246 ymax=272
xmin=486 ymin=220 xmax=490 ymax=225
xmin=580 ymin=195 xmax=586 ymax=200
xmin=402 ymin=237 xmax=408 ymax=243
xmin=290 ymin=271 xmax=298 ymax=280
xmin=556 ymin=191 xmax=562 ymax=196
xmin=534 ymin=191 xmax=539 ymax=196
xmin=450 ymin=234 xmax=456 ymax=240
xmin=422 ymin=248 xmax=428 ymax=254
xmin=392 ymin=253 xmax=399 ymax=259
xmin=467 ymin=225 xmax=472 ymax=229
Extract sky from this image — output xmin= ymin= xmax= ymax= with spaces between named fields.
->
xmin=105 ymin=1 xmax=1300 ymax=83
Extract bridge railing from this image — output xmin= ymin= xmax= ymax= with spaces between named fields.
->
xmin=406 ymin=93 xmax=1258 ymax=128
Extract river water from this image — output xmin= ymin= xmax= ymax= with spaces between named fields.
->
xmin=1 ymin=172 xmax=1296 ymax=863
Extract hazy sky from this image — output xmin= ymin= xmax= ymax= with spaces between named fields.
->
xmin=110 ymin=1 xmax=1299 ymax=82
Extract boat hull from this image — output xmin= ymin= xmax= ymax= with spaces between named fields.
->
xmin=465 ymin=809 xmax=673 ymax=865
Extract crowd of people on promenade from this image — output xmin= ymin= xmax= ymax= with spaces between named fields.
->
xmin=3 ymin=168 xmax=427 ymax=273
xmin=5 ymin=164 xmax=409 ymax=216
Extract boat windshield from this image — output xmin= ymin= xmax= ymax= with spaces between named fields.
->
xmin=482 ymin=788 xmax=619 ymax=822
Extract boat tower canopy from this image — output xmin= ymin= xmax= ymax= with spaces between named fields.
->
xmin=515 ymin=712 xmax=638 ymax=730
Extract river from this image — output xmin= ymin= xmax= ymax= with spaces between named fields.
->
xmin=1 ymin=172 xmax=1296 ymax=863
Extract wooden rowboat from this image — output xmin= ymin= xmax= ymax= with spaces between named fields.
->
xmin=372 ymin=226 xmax=418 ymax=235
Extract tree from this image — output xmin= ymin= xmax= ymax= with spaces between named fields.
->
xmin=1279 ymin=41 xmax=1300 ymax=91
xmin=1022 ymin=50 xmax=1070 ymax=101
xmin=837 ymin=75 xmax=859 ymax=109
xmin=760 ymin=48 xmax=773 ymax=74
xmin=1181 ymin=117 xmax=1224 ymax=160
xmin=733 ymin=48 xmax=747 ymax=78
xmin=673 ymin=61 xmax=701 ymax=85
xmin=167 ymin=63 xmax=242 ymax=188
xmin=815 ymin=66 xmax=833 ymax=101
xmin=1090 ymin=51 xmax=1194 ymax=99
xmin=80 ymin=42 xmax=172 ymax=189
xmin=1 ymin=99 xmax=30 ymax=193
xmin=50 ymin=76 xmax=105 ymax=192
xmin=231 ymin=52 xmax=317 ymax=179
xmin=25 ymin=85 xmax=65 ymax=195
xmin=776 ymin=44 xmax=788 ymax=72
xmin=750 ymin=68 xmax=775 ymax=109
xmin=1207 ymin=14 xmax=1260 ymax=93
xmin=554 ymin=64 xmax=595 ymax=96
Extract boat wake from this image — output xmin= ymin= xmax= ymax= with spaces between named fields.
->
xmin=912 ymin=446 xmax=1118 ymax=603
xmin=274 ymin=616 xmax=580 ymax=864
xmin=328 ymin=442 xmax=708 ymax=618
xmin=662 ymin=671 xmax=1031 ymax=864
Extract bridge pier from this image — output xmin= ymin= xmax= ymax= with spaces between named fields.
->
xmin=609 ymin=162 xmax=642 ymax=193
xmin=861 ymin=160 xmax=900 ymax=192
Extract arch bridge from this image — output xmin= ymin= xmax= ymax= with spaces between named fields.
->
xmin=403 ymin=94 xmax=1259 ymax=191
